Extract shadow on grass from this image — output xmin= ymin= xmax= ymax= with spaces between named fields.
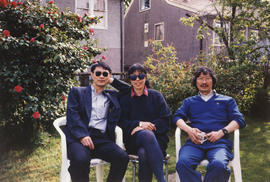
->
xmin=240 ymin=119 xmax=270 ymax=182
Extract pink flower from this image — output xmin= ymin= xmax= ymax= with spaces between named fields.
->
xmin=14 ymin=85 xmax=23 ymax=93
xmin=11 ymin=1 xmax=16 ymax=8
xmin=39 ymin=24 xmax=44 ymax=29
xmin=2 ymin=30 xmax=10 ymax=37
xmin=61 ymin=95 xmax=66 ymax=101
xmin=93 ymin=59 xmax=97 ymax=63
xmin=89 ymin=28 xmax=94 ymax=35
xmin=30 ymin=38 xmax=35 ymax=43
xmin=83 ymin=46 xmax=88 ymax=50
xmin=77 ymin=15 xmax=82 ymax=22
xmin=0 ymin=0 xmax=7 ymax=8
xmin=102 ymin=55 xmax=106 ymax=60
xmin=32 ymin=112 xmax=40 ymax=119
xmin=48 ymin=1 xmax=54 ymax=4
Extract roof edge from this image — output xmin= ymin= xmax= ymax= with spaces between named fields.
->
xmin=164 ymin=0 xmax=199 ymax=13
xmin=124 ymin=0 xmax=135 ymax=18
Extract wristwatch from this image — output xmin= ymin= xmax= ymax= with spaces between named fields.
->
xmin=222 ymin=128 xmax=229 ymax=136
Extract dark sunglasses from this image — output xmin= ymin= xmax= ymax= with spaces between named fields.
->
xmin=129 ymin=73 xmax=146 ymax=81
xmin=95 ymin=71 xmax=109 ymax=77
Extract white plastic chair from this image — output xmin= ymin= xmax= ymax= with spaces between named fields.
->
xmin=175 ymin=127 xmax=242 ymax=182
xmin=53 ymin=116 xmax=125 ymax=182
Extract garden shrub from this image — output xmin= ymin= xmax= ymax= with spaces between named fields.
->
xmin=144 ymin=41 xmax=263 ymax=114
xmin=144 ymin=41 xmax=197 ymax=114
xmin=0 ymin=0 xmax=102 ymax=140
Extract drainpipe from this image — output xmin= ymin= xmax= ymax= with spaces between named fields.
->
xmin=120 ymin=0 xmax=124 ymax=73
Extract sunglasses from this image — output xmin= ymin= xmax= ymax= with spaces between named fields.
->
xmin=95 ymin=71 xmax=109 ymax=77
xmin=129 ymin=73 xmax=146 ymax=81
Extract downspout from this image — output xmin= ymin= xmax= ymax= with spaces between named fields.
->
xmin=120 ymin=0 xmax=124 ymax=72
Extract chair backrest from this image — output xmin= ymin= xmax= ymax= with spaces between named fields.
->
xmin=53 ymin=116 xmax=69 ymax=167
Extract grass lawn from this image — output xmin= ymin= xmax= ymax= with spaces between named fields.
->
xmin=0 ymin=117 xmax=269 ymax=182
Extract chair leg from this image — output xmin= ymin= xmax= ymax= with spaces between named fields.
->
xmin=96 ymin=164 xmax=104 ymax=182
xmin=131 ymin=161 xmax=137 ymax=182
xmin=165 ymin=161 xmax=169 ymax=182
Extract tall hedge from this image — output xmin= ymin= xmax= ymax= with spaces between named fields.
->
xmin=0 ymin=0 xmax=101 ymax=140
xmin=144 ymin=41 xmax=263 ymax=114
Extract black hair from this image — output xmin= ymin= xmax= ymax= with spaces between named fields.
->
xmin=90 ymin=62 xmax=112 ymax=73
xmin=192 ymin=66 xmax=217 ymax=90
xmin=127 ymin=63 xmax=150 ymax=88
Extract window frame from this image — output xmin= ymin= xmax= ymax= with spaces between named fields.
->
xmin=75 ymin=0 xmax=108 ymax=30
xmin=139 ymin=0 xmax=151 ymax=12
xmin=154 ymin=22 xmax=165 ymax=41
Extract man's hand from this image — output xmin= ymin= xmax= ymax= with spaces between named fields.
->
xmin=206 ymin=130 xmax=224 ymax=143
xmin=131 ymin=126 xmax=144 ymax=135
xmin=187 ymin=128 xmax=204 ymax=144
xmin=80 ymin=136 xmax=95 ymax=150
xmin=139 ymin=121 xmax=156 ymax=131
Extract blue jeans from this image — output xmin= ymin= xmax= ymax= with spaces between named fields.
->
xmin=176 ymin=143 xmax=233 ymax=182
xmin=133 ymin=130 xmax=166 ymax=182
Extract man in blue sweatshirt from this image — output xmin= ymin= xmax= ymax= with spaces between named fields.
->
xmin=173 ymin=66 xmax=246 ymax=182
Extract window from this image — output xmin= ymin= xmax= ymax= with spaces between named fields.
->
xmin=213 ymin=21 xmax=223 ymax=46
xmin=76 ymin=0 xmax=108 ymax=29
xmin=154 ymin=23 xmax=164 ymax=41
xmin=140 ymin=0 xmax=150 ymax=11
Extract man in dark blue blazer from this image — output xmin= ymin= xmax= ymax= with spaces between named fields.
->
xmin=65 ymin=62 xmax=129 ymax=182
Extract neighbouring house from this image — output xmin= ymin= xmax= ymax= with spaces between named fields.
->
xmin=48 ymin=0 xmax=125 ymax=73
xmin=124 ymin=0 xmax=217 ymax=69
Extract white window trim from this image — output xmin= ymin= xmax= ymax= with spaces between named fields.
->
xmin=212 ymin=20 xmax=230 ymax=47
xmin=154 ymin=22 xmax=165 ymax=41
xmin=139 ymin=0 xmax=151 ymax=12
xmin=75 ymin=0 xmax=108 ymax=30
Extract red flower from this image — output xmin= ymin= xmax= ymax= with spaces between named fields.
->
xmin=83 ymin=46 xmax=88 ymax=50
xmin=32 ymin=112 xmax=40 ymax=119
xmin=61 ymin=95 xmax=66 ymax=101
xmin=30 ymin=38 xmax=35 ymax=43
xmin=93 ymin=59 xmax=97 ymax=63
xmin=0 ymin=0 xmax=7 ymax=8
xmin=17 ymin=2 xmax=22 ymax=5
xmin=77 ymin=15 xmax=82 ymax=22
xmin=11 ymin=1 xmax=16 ymax=8
xmin=48 ymin=1 xmax=54 ymax=4
xmin=102 ymin=55 xmax=106 ymax=60
xmin=89 ymin=28 xmax=94 ymax=35
xmin=14 ymin=85 xmax=23 ymax=93
xmin=39 ymin=24 xmax=44 ymax=29
xmin=2 ymin=30 xmax=10 ymax=37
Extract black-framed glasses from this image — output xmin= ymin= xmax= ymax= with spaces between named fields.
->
xmin=95 ymin=71 xmax=109 ymax=77
xmin=129 ymin=73 xmax=146 ymax=81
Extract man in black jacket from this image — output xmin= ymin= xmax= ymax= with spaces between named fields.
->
xmin=65 ymin=62 xmax=129 ymax=182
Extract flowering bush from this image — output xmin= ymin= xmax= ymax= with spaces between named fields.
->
xmin=0 ymin=0 xmax=102 ymax=140
xmin=144 ymin=41 xmax=263 ymax=114
xmin=144 ymin=41 xmax=197 ymax=114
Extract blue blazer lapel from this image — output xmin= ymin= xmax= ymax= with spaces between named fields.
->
xmin=84 ymin=86 xmax=92 ymax=121
xmin=104 ymin=90 xmax=118 ymax=108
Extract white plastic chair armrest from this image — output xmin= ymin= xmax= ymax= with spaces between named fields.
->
xmin=115 ymin=126 xmax=125 ymax=149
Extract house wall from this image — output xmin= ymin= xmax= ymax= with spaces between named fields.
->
xmin=55 ymin=0 xmax=122 ymax=72
xmin=124 ymin=0 xmax=210 ymax=68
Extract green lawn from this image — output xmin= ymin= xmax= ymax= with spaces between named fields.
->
xmin=0 ymin=118 xmax=269 ymax=182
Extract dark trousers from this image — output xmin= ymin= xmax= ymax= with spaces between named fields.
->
xmin=67 ymin=129 xmax=129 ymax=182
xmin=176 ymin=144 xmax=233 ymax=182
xmin=132 ymin=130 xmax=166 ymax=182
